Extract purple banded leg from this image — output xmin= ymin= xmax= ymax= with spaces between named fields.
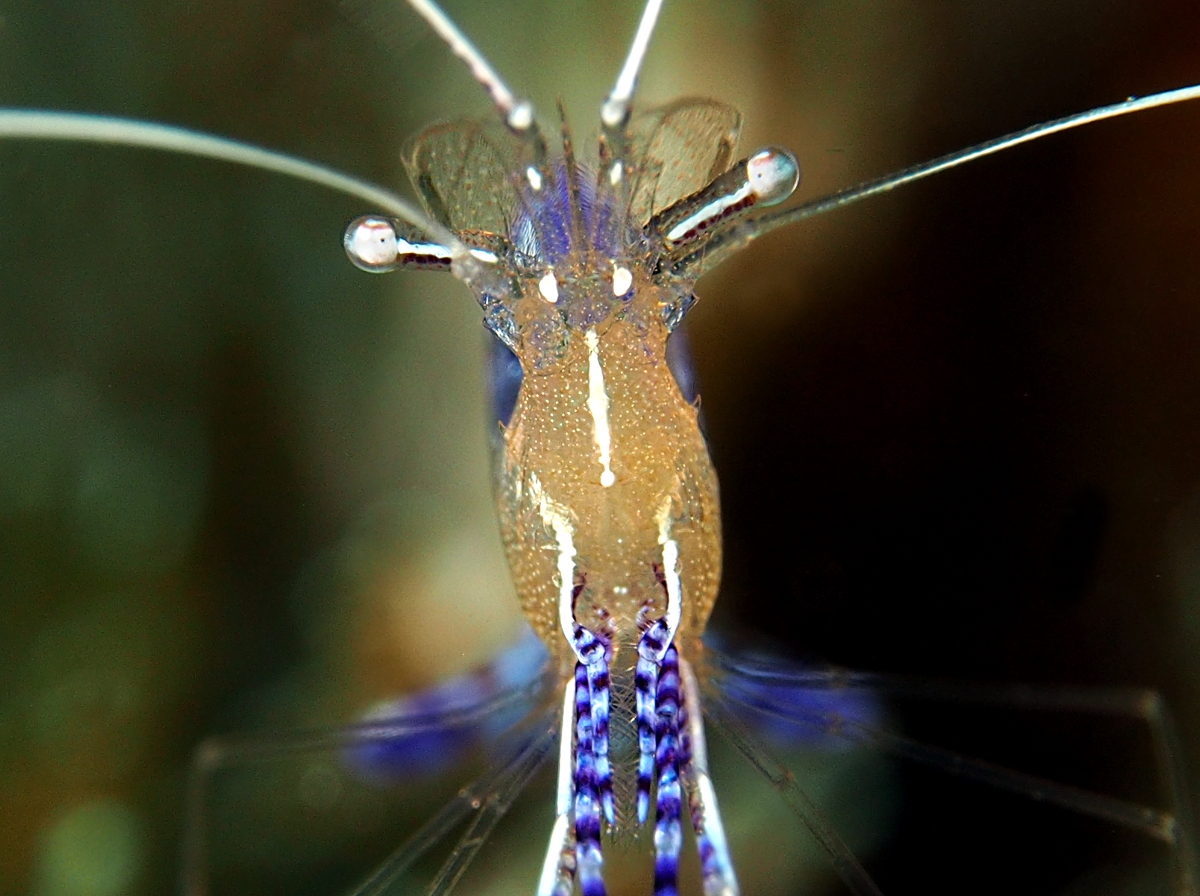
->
xmin=636 ymin=618 xmax=671 ymax=822
xmin=635 ymin=653 xmax=658 ymax=824
xmin=573 ymin=624 xmax=614 ymax=826
xmin=678 ymin=657 xmax=740 ymax=896
xmin=589 ymin=661 xmax=614 ymax=825
xmin=573 ymin=662 xmax=606 ymax=896
xmin=653 ymin=645 xmax=683 ymax=896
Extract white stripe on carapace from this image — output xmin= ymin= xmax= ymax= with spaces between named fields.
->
xmin=656 ymin=496 xmax=682 ymax=640
xmin=584 ymin=329 xmax=617 ymax=488
xmin=665 ymin=180 xmax=753 ymax=243
xmin=612 ymin=263 xmax=633 ymax=297
xmin=531 ymin=473 xmax=581 ymax=652
xmin=526 ymin=165 xmax=543 ymax=191
xmin=539 ymin=271 xmax=560 ymax=303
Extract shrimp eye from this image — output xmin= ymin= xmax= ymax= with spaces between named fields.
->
xmin=344 ymin=215 xmax=454 ymax=273
xmin=745 ymin=147 xmax=801 ymax=206
xmin=344 ymin=216 xmax=400 ymax=272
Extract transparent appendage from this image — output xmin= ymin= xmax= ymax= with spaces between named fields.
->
xmin=701 ymin=645 xmax=1198 ymax=896
xmin=181 ymin=636 xmax=556 ymax=896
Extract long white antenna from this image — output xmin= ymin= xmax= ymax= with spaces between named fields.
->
xmin=754 ymin=83 xmax=1200 ymax=236
xmin=678 ymin=81 xmax=1200 ymax=277
xmin=405 ymin=0 xmax=536 ymax=134
xmin=0 ymin=109 xmax=463 ymax=251
xmin=0 ymin=108 xmax=515 ymax=291
xmin=601 ymin=0 xmax=665 ymax=129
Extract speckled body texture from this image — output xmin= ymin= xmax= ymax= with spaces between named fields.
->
xmin=493 ymin=270 xmax=721 ymax=666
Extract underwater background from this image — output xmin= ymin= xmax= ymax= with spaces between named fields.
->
xmin=1 ymin=0 xmax=1200 ymax=894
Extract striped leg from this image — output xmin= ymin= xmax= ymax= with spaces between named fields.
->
xmin=574 ymin=661 xmax=607 ymax=896
xmin=574 ymin=624 xmax=615 ymax=826
xmin=636 ymin=618 xmax=671 ymax=822
xmin=653 ymin=645 xmax=684 ymax=896
xmin=540 ymin=626 xmax=613 ymax=896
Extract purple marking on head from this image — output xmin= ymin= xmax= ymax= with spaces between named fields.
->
xmin=510 ymin=164 xmax=628 ymax=265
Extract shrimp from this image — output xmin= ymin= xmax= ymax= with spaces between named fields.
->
xmin=7 ymin=1 xmax=1200 ymax=896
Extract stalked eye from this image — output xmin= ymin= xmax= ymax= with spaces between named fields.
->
xmin=649 ymin=146 xmax=802 ymax=253
xmin=343 ymin=215 xmax=454 ymax=273
xmin=746 ymin=147 xmax=800 ymax=206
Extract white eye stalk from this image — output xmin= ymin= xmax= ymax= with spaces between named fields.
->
xmin=344 ymin=215 xmax=456 ymax=273
xmin=655 ymin=145 xmax=801 ymax=249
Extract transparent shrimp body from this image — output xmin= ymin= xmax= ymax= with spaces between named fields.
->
xmin=330 ymin=1 xmax=1200 ymax=893
xmin=344 ymin=64 xmax=802 ymax=885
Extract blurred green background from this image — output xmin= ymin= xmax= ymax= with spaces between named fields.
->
xmin=2 ymin=0 xmax=1200 ymax=894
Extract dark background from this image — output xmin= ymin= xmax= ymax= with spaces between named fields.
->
xmin=1 ymin=0 xmax=1199 ymax=894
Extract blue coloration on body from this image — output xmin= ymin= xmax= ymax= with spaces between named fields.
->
xmin=716 ymin=660 xmax=884 ymax=751
xmin=344 ymin=625 xmax=880 ymax=783
xmin=345 ymin=628 xmax=550 ymax=782
xmin=488 ymin=336 xmax=523 ymax=427
xmin=487 ymin=328 xmax=698 ymax=427
xmin=510 ymin=163 xmax=627 ymax=265
xmin=481 ymin=158 xmax=702 ymax=424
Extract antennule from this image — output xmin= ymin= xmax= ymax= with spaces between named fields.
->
xmin=601 ymin=0 xmax=665 ymax=130
xmin=405 ymin=0 xmax=544 ymax=141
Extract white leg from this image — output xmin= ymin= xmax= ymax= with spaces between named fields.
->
xmin=679 ymin=657 xmax=740 ymax=896
xmin=536 ymin=677 xmax=578 ymax=896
